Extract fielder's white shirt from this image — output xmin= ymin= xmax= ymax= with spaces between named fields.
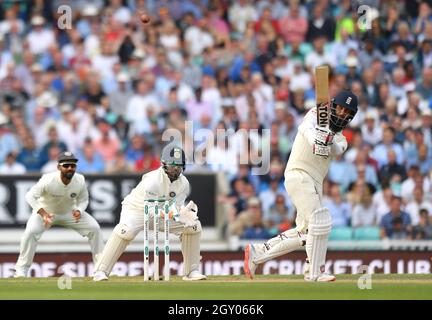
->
xmin=285 ymin=107 xmax=348 ymax=184
xmin=25 ymin=172 xmax=89 ymax=215
xmin=122 ymin=167 xmax=189 ymax=212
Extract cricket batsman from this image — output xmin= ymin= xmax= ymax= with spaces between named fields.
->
xmin=244 ymin=90 xmax=358 ymax=282
xmin=93 ymin=145 xmax=207 ymax=281
xmin=14 ymin=151 xmax=104 ymax=277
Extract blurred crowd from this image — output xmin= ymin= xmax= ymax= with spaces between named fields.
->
xmin=1 ymin=0 xmax=432 ymax=240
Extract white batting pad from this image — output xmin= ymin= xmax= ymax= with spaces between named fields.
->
xmin=306 ymin=207 xmax=332 ymax=280
xmin=254 ymin=229 xmax=305 ymax=265
xmin=181 ymin=226 xmax=202 ymax=276
xmin=93 ymin=226 xmax=131 ymax=275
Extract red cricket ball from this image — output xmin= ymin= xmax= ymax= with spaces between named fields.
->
xmin=140 ymin=14 xmax=150 ymax=24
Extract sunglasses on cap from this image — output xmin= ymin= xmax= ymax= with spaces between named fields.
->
xmin=60 ymin=163 xmax=77 ymax=169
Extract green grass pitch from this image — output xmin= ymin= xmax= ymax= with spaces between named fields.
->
xmin=1 ymin=274 xmax=432 ymax=300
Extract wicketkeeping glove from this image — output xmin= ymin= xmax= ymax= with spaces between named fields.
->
xmin=179 ymin=201 xmax=199 ymax=228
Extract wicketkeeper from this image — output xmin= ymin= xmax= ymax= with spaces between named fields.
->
xmin=93 ymin=145 xmax=207 ymax=281
xmin=244 ymin=91 xmax=358 ymax=282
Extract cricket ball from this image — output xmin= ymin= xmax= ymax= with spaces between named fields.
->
xmin=140 ymin=13 xmax=150 ymax=24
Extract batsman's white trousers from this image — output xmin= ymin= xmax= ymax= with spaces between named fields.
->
xmin=284 ymin=169 xmax=323 ymax=233
xmin=15 ymin=212 xmax=104 ymax=272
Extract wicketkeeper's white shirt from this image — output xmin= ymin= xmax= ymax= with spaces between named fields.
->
xmin=285 ymin=107 xmax=348 ymax=184
xmin=122 ymin=167 xmax=189 ymax=212
xmin=25 ymin=172 xmax=89 ymax=215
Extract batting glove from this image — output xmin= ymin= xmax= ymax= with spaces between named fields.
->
xmin=315 ymin=126 xmax=334 ymax=145
xmin=313 ymin=143 xmax=330 ymax=157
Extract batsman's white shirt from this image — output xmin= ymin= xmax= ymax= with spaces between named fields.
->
xmin=284 ymin=107 xmax=347 ymax=232
xmin=122 ymin=167 xmax=190 ymax=211
xmin=26 ymin=172 xmax=89 ymax=215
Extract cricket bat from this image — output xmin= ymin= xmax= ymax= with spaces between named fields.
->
xmin=315 ymin=66 xmax=330 ymax=128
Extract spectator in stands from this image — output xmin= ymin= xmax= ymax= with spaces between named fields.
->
xmin=328 ymin=154 xmax=357 ymax=192
xmin=92 ymin=118 xmax=121 ymax=163
xmin=420 ymin=108 xmax=432 ymax=148
xmin=417 ymin=143 xmax=432 ymax=175
xmin=263 ymin=193 xmax=295 ymax=236
xmin=405 ymin=185 xmax=432 ymax=226
xmin=228 ymin=0 xmax=258 ymax=34
xmin=16 ymin=134 xmax=42 ymax=172
xmin=401 ymin=165 xmax=431 ymax=202
xmin=278 ymin=2 xmax=307 ymax=44
xmin=358 ymin=36 xmax=383 ymax=73
xmin=380 ymin=195 xmax=412 ymax=239
xmin=372 ymin=127 xmax=404 ymax=168
xmin=416 ymin=67 xmax=432 ymax=100
xmin=412 ymin=208 xmax=432 ymax=240
xmin=258 ymin=175 xmax=290 ymax=214
xmin=76 ymin=138 xmax=105 ymax=173
xmin=323 ymin=183 xmax=351 ymax=227
xmin=306 ymin=3 xmax=335 ymax=42
xmin=126 ymin=78 xmax=160 ymax=136
xmin=105 ymin=150 xmax=134 ymax=174
xmin=230 ymin=197 xmax=270 ymax=240
xmin=0 ymin=152 xmax=26 ymax=174
xmin=109 ymin=72 xmax=133 ymax=118
xmin=26 ymin=16 xmax=55 ymax=55
xmin=0 ymin=115 xmax=20 ymax=164
xmin=361 ymin=111 xmax=383 ymax=146
xmin=379 ymin=149 xmax=407 ymax=186
xmin=350 ymin=181 xmax=377 ymax=227
xmin=135 ymin=144 xmax=160 ymax=173
xmin=39 ymin=126 xmax=68 ymax=166
xmin=41 ymin=145 xmax=61 ymax=173
xmin=305 ymin=35 xmax=336 ymax=71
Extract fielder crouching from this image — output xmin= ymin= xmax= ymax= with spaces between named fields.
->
xmin=93 ymin=145 xmax=206 ymax=281
xmin=244 ymin=90 xmax=358 ymax=282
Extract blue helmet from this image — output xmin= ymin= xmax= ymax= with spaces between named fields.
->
xmin=330 ymin=90 xmax=358 ymax=132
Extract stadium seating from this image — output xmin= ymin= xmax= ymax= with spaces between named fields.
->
xmin=329 ymin=227 xmax=353 ymax=241
xmin=352 ymin=226 xmax=381 ymax=241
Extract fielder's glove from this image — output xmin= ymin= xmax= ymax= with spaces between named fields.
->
xmin=179 ymin=201 xmax=198 ymax=228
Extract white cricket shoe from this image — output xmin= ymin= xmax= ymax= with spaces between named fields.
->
xmin=303 ymin=259 xmax=310 ymax=279
xmin=304 ymin=272 xmax=336 ymax=282
xmin=244 ymin=244 xmax=258 ymax=279
xmin=93 ymin=271 xmax=108 ymax=281
xmin=182 ymin=270 xmax=207 ymax=281
xmin=14 ymin=268 xmax=28 ymax=278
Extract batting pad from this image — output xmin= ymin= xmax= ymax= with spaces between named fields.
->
xmin=306 ymin=207 xmax=332 ymax=280
xmin=181 ymin=223 xmax=202 ymax=276
xmin=254 ymin=229 xmax=305 ymax=264
xmin=93 ymin=225 xmax=131 ymax=275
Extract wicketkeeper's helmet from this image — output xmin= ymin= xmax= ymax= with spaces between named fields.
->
xmin=161 ymin=145 xmax=186 ymax=170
